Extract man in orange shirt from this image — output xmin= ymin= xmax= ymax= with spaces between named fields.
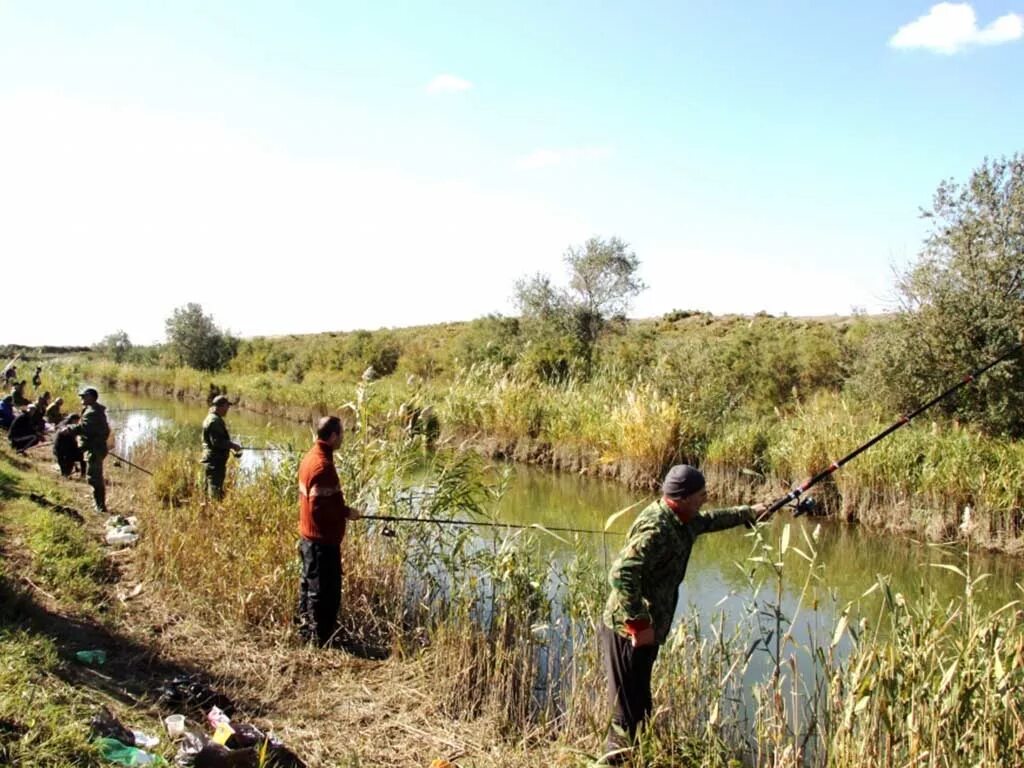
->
xmin=296 ymin=415 xmax=361 ymax=646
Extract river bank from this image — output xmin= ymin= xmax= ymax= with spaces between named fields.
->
xmin=50 ymin=357 xmax=1024 ymax=556
xmin=0 ymin=443 xmax=582 ymax=767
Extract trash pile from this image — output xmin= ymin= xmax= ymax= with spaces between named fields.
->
xmin=170 ymin=706 xmax=305 ymax=767
xmin=155 ymin=674 xmax=305 ymax=767
xmin=89 ymin=697 xmax=305 ymax=767
xmin=105 ymin=515 xmax=139 ymax=547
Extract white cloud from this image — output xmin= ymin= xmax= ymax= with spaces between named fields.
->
xmin=425 ymin=74 xmax=473 ymax=94
xmin=518 ymin=146 xmax=611 ymax=170
xmin=890 ymin=3 xmax=1023 ymax=54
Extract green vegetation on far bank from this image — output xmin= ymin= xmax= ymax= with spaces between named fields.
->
xmin=47 ymin=304 xmax=1024 ymax=555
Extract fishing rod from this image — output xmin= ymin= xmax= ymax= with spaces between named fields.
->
xmin=762 ymin=341 xmax=1023 ymax=519
xmin=360 ymin=513 xmax=610 ymax=536
xmin=109 ymin=452 xmax=154 ymax=476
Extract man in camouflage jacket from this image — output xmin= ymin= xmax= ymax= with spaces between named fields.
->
xmin=72 ymin=387 xmax=111 ymax=513
xmin=599 ymin=464 xmax=769 ymax=763
xmin=201 ymin=395 xmax=242 ymax=499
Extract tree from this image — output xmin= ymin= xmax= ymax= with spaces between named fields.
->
xmin=96 ymin=330 xmax=132 ymax=363
xmin=566 ymin=236 xmax=645 ymax=320
xmin=864 ymin=154 xmax=1024 ymax=435
xmin=165 ymin=303 xmax=238 ymax=371
xmin=514 ymin=237 xmax=645 ymax=379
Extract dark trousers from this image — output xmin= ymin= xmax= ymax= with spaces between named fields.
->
xmin=601 ymin=623 xmax=660 ymax=759
xmin=9 ymin=434 xmax=40 ymax=452
xmin=85 ymin=451 xmax=106 ymax=512
xmin=57 ymin=454 xmax=86 ymax=478
xmin=204 ymin=460 xmax=227 ymax=500
xmin=297 ymin=539 xmax=342 ymax=646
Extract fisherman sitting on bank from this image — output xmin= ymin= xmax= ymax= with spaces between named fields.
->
xmin=31 ymin=392 xmax=50 ymax=433
xmin=54 ymin=414 xmax=86 ymax=478
xmin=8 ymin=405 xmax=42 ymax=453
xmin=45 ymin=396 xmax=64 ymax=425
xmin=11 ymin=381 xmax=29 ymax=407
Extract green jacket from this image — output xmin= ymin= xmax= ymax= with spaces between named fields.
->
xmin=74 ymin=403 xmax=110 ymax=457
xmin=201 ymin=410 xmax=232 ymax=465
xmin=603 ymin=498 xmax=753 ymax=644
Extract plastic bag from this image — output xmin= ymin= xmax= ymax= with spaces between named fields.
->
xmin=96 ymin=737 xmax=165 ymax=765
xmin=157 ymin=674 xmax=234 ymax=715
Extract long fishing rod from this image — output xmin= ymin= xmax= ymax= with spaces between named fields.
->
xmin=360 ymin=513 xmax=610 ymax=536
xmin=763 ymin=341 xmax=1023 ymax=519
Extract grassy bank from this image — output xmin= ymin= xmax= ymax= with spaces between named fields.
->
xmin=0 ymin=452 xmax=157 ymax=766
xmin=49 ymin=341 xmax=1024 ymax=554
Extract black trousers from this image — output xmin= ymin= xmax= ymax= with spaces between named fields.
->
xmin=600 ymin=623 xmax=660 ymax=759
xmin=296 ymin=539 xmax=342 ymax=645
xmin=85 ymin=451 xmax=106 ymax=513
xmin=10 ymin=433 xmax=40 ymax=452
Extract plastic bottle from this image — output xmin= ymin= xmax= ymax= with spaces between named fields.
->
xmin=76 ymin=649 xmax=107 ymax=665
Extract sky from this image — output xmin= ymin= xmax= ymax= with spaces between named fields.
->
xmin=1 ymin=1 xmax=1022 ymax=346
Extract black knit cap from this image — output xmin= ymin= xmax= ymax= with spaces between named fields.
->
xmin=661 ymin=464 xmax=706 ymax=500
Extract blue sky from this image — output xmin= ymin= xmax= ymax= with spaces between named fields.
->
xmin=1 ymin=1 xmax=1022 ymax=344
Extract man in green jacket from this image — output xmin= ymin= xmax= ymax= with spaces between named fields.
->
xmin=599 ymin=464 xmax=770 ymax=763
xmin=72 ymin=387 xmax=111 ymax=513
xmin=201 ymin=395 xmax=242 ymax=499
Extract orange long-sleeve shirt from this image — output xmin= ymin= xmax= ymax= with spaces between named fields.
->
xmin=298 ymin=440 xmax=351 ymax=545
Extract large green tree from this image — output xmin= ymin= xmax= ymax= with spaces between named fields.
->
xmin=96 ymin=330 xmax=132 ymax=363
xmin=514 ymin=237 xmax=645 ymax=379
xmin=867 ymin=154 xmax=1024 ymax=435
xmin=165 ymin=303 xmax=238 ymax=371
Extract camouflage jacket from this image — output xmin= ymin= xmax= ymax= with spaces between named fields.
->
xmin=73 ymin=403 xmax=110 ymax=457
xmin=201 ymin=410 xmax=232 ymax=464
xmin=603 ymin=498 xmax=753 ymax=644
